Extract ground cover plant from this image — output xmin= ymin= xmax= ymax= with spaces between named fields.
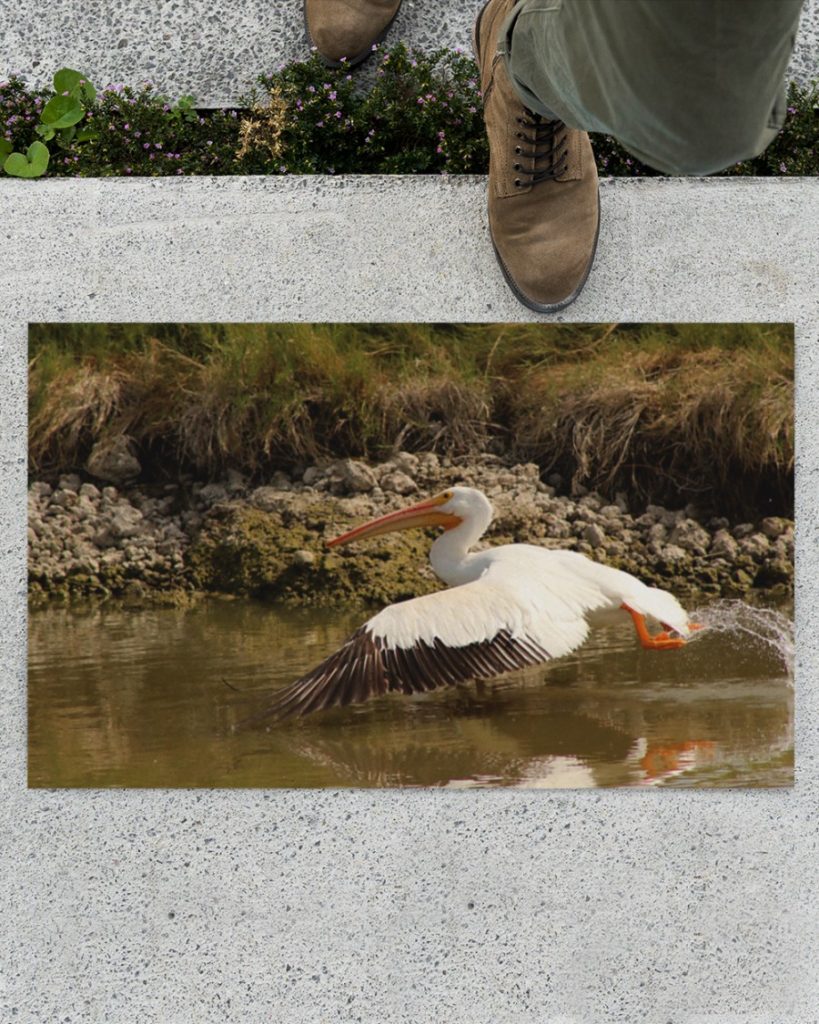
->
xmin=29 ymin=322 xmax=793 ymax=519
xmin=3 ymin=49 xmax=817 ymax=178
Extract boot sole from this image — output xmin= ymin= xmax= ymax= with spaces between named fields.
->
xmin=474 ymin=0 xmax=600 ymax=313
xmin=303 ymin=2 xmax=403 ymax=69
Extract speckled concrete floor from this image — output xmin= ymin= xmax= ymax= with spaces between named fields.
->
xmin=2 ymin=0 xmax=817 ymax=106
xmin=0 ymin=174 xmax=818 ymax=1022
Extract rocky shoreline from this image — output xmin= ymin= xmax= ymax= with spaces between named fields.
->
xmin=28 ymin=452 xmax=793 ymax=608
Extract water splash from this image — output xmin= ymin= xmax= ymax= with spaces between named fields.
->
xmin=688 ymin=599 xmax=794 ymax=681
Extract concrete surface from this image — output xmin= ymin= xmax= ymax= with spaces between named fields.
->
xmin=0 ymin=173 xmax=818 ymax=1022
xmin=1 ymin=175 xmax=818 ymax=322
xmin=0 ymin=0 xmax=816 ymax=107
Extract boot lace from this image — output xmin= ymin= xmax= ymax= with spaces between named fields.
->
xmin=512 ymin=111 xmax=569 ymax=188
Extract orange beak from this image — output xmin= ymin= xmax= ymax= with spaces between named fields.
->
xmin=327 ymin=493 xmax=462 ymax=548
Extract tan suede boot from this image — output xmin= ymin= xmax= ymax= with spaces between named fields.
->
xmin=473 ymin=0 xmax=600 ymax=312
xmin=304 ymin=0 xmax=402 ymax=68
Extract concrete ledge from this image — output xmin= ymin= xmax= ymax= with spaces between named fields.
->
xmin=1 ymin=171 xmax=819 ymax=1022
xmin=2 ymin=175 xmax=818 ymax=323
xmin=1 ymin=0 xmax=816 ymax=107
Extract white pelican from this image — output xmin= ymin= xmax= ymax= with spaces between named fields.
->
xmin=256 ymin=486 xmax=697 ymax=721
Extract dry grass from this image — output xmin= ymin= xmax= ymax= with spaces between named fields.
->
xmin=511 ymin=341 xmax=792 ymax=514
xmin=28 ymin=322 xmax=793 ymax=515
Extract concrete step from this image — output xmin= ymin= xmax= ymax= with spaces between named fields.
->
xmin=2 ymin=0 xmax=817 ymax=108
xmin=1 ymin=175 xmax=817 ymax=323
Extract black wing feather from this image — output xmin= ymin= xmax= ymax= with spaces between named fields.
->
xmin=244 ymin=623 xmax=553 ymax=724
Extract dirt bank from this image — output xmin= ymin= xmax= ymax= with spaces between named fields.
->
xmin=28 ymin=452 xmax=793 ymax=609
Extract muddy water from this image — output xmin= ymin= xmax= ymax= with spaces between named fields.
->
xmin=28 ymin=598 xmax=793 ymax=788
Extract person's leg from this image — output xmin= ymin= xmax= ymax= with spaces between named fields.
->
xmin=503 ymin=0 xmax=804 ymax=176
xmin=473 ymin=0 xmax=600 ymax=313
xmin=304 ymin=0 xmax=402 ymax=68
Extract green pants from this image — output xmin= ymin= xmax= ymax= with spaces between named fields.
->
xmin=502 ymin=0 xmax=804 ymax=175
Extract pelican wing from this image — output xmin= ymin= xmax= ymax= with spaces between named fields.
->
xmin=253 ymin=553 xmax=603 ymax=721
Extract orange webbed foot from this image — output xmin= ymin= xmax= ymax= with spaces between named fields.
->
xmin=640 ymin=632 xmax=686 ymax=651
xmin=621 ymin=603 xmax=688 ymax=652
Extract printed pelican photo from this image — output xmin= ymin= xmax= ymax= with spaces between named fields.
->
xmin=27 ymin=322 xmax=794 ymax=788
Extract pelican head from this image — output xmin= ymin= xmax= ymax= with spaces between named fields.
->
xmin=327 ymin=485 xmax=494 ymax=548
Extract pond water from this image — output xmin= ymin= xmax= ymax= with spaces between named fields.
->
xmin=28 ymin=597 xmax=794 ymax=788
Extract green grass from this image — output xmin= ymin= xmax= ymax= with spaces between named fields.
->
xmin=28 ymin=322 xmax=793 ymax=517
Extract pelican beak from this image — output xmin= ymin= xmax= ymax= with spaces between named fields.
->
xmin=327 ymin=493 xmax=462 ymax=548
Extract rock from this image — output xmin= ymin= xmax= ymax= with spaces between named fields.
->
xmin=198 ymin=483 xmax=228 ymax=504
xmin=669 ymin=519 xmax=711 ymax=553
xmin=739 ymin=532 xmax=770 ymax=558
xmin=710 ymin=529 xmax=739 ymax=559
xmin=390 ymin=452 xmax=420 ymax=475
xmin=49 ymin=489 xmax=78 ymax=509
xmin=25 ymin=457 xmax=796 ymax=605
xmin=79 ymin=482 xmax=100 ymax=500
xmin=542 ymin=514 xmax=571 ymax=539
xmin=760 ymin=517 xmax=788 ymax=540
xmin=583 ymin=523 xmax=606 ymax=548
xmin=73 ymin=497 xmax=98 ymax=520
xmin=108 ymin=506 xmax=144 ymax=539
xmin=58 ymin=473 xmax=82 ymax=492
xmin=337 ymin=459 xmax=377 ymax=493
xmin=250 ymin=486 xmax=284 ymax=512
xmin=86 ymin=435 xmax=141 ymax=484
xmin=270 ymin=470 xmax=293 ymax=491
xmin=381 ymin=470 xmax=418 ymax=496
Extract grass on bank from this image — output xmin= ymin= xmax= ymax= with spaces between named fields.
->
xmin=28 ymin=323 xmax=793 ymax=518
xmin=3 ymin=47 xmax=818 ymax=178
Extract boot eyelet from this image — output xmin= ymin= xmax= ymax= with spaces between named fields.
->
xmin=514 ymin=179 xmax=522 ymax=187
xmin=513 ymin=163 xmax=521 ymax=171
xmin=514 ymin=146 xmax=521 ymax=154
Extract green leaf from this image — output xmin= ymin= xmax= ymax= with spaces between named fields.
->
xmin=0 ymin=140 xmax=12 ymax=159
xmin=40 ymin=95 xmax=84 ymax=129
xmin=56 ymin=126 xmax=77 ymax=148
xmin=35 ymin=124 xmax=56 ymax=141
xmin=75 ymin=126 xmax=99 ymax=143
xmin=3 ymin=140 xmax=50 ymax=178
xmin=53 ymin=68 xmax=96 ymax=105
xmin=53 ymin=68 xmax=82 ymax=93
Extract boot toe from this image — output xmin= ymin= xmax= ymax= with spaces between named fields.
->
xmin=490 ymin=185 xmax=600 ymax=312
xmin=305 ymin=2 xmax=400 ymax=65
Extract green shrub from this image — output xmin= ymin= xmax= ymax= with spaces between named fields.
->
xmin=2 ymin=51 xmax=817 ymax=178
xmin=252 ymin=45 xmax=487 ymax=173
